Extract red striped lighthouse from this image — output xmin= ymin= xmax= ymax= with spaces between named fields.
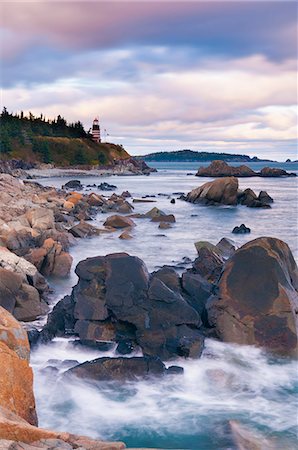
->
xmin=92 ymin=117 xmax=101 ymax=143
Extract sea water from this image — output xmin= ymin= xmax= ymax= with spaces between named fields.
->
xmin=31 ymin=161 xmax=298 ymax=449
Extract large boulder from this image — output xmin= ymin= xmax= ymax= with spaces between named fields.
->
xmin=0 ymin=306 xmax=37 ymax=425
xmin=41 ymin=254 xmax=204 ymax=359
xmin=186 ymin=177 xmax=239 ymax=206
xmin=26 ymin=208 xmax=55 ymax=231
xmin=66 ymin=356 xmax=166 ymax=382
xmin=196 ymin=160 xmax=257 ymax=177
xmin=207 ymin=237 xmax=298 ymax=357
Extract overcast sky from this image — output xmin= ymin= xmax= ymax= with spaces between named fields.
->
xmin=1 ymin=1 xmax=297 ymax=160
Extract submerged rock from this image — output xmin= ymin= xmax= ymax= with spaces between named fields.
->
xmin=66 ymin=356 xmax=166 ymax=381
xmin=207 ymin=237 xmax=298 ymax=357
xmin=62 ymin=180 xmax=82 ymax=190
xmin=232 ymin=224 xmax=251 ymax=234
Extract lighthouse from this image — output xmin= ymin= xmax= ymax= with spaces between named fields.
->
xmin=91 ymin=117 xmax=101 ymax=143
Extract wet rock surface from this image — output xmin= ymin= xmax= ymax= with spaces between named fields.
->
xmin=41 ymin=253 xmax=205 ymax=360
xmin=207 ymin=237 xmax=298 ymax=357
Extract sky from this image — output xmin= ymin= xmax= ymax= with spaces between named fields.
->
xmin=0 ymin=1 xmax=297 ymax=160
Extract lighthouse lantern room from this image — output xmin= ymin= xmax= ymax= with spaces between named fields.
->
xmin=92 ymin=117 xmax=101 ymax=143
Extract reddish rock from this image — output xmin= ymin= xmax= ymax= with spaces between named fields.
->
xmin=186 ymin=177 xmax=239 ymax=206
xmin=207 ymin=237 xmax=298 ymax=357
xmin=103 ymin=215 xmax=135 ymax=229
xmin=0 ymin=307 xmax=37 ymax=426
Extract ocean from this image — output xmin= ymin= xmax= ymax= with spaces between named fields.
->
xmin=31 ymin=161 xmax=298 ymax=449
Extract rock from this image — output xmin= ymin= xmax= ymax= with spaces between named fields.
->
xmin=27 ymin=238 xmax=72 ymax=278
xmin=51 ymin=252 xmax=73 ymax=277
xmin=216 ymin=237 xmax=237 ymax=259
xmin=192 ymin=244 xmax=224 ymax=283
xmin=166 ymin=365 xmax=184 ymax=375
xmin=0 ymin=406 xmax=125 ymax=448
xmin=0 ymin=268 xmax=49 ymax=322
xmin=98 ymin=182 xmax=117 ymax=191
xmin=26 ymin=208 xmax=55 ymax=231
xmin=69 ymin=221 xmax=100 ymax=238
xmin=132 ymin=198 xmax=156 ymax=203
xmin=103 ymin=215 xmax=135 ymax=229
xmin=158 ymin=222 xmax=172 ymax=230
xmin=119 ymin=231 xmax=133 ymax=240
xmin=144 ymin=207 xmax=166 ymax=219
xmin=63 ymin=200 xmax=74 ymax=211
xmin=0 ymin=307 xmax=37 ymax=425
xmin=87 ymin=193 xmax=106 ymax=207
xmin=121 ymin=191 xmax=131 ymax=198
xmin=258 ymin=190 xmax=274 ymax=204
xmin=116 ymin=340 xmax=135 ymax=355
xmin=151 ymin=214 xmax=176 ymax=223
xmin=181 ymin=272 xmax=213 ymax=318
xmin=260 ymin=167 xmax=296 ymax=177
xmin=238 ymin=188 xmax=271 ymax=208
xmin=43 ymin=253 xmax=204 ymax=359
xmin=0 ymin=247 xmax=48 ymax=293
xmin=66 ymin=192 xmax=83 ymax=206
xmin=207 ymin=237 xmax=298 ymax=357
xmin=186 ymin=177 xmax=239 ymax=206
xmin=66 ymin=356 xmax=166 ymax=381
xmin=229 ymin=420 xmax=290 ymax=450
xmin=232 ymin=224 xmax=251 ymax=234
xmin=117 ymin=201 xmax=134 ymax=214
xmin=62 ymin=180 xmax=83 ymax=190
xmin=170 ymin=198 xmax=176 ymax=204
xmin=196 ymin=160 xmax=257 ymax=177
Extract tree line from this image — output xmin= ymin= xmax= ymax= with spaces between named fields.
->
xmin=0 ymin=107 xmax=89 ymax=156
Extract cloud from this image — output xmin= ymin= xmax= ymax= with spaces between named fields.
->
xmin=1 ymin=1 xmax=297 ymax=160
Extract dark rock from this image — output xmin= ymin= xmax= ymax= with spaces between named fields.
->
xmin=216 ymin=237 xmax=237 ymax=259
xmin=62 ymin=180 xmax=82 ymax=190
xmin=116 ymin=340 xmax=135 ymax=355
xmin=258 ymin=190 xmax=274 ymax=204
xmin=232 ymin=224 xmax=251 ymax=234
xmin=73 ymin=340 xmax=114 ymax=352
xmin=238 ymin=188 xmax=271 ymax=208
xmin=158 ymin=222 xmax=172 ymax=230
xmin=98 ymin=182 xmax=117 ymax=191
xmin=166 ymin=365 xmax=184 ymax=375
xmin=65 ymin=356 xmax=166 ymax=381
xmin=170 ymin=198 xmax=176 ymax=204
xmin=69 ymin=221 xmax=100 ymax=238
xmin=43 ymin=253 xmax=204 ymax=360
xmin=182 ymin=272 xmax=213 ymax=317
xmin=207 ymin=237 xmax=298 ymax=357
xmin=192 ymin=245 xmax=224 ymax=283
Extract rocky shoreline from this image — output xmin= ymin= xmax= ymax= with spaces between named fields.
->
xmin=0 ymin=158 xmax=156 ymax=179
xmin=0 ymin=172 xmax=297 ymax=449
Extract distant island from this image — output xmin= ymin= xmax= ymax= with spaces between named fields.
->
xmin=137 ymin=149 xmax=275 ymax=163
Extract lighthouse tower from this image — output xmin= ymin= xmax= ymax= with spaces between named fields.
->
xmin=92 ymin=117 xmax=101 ymax=143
